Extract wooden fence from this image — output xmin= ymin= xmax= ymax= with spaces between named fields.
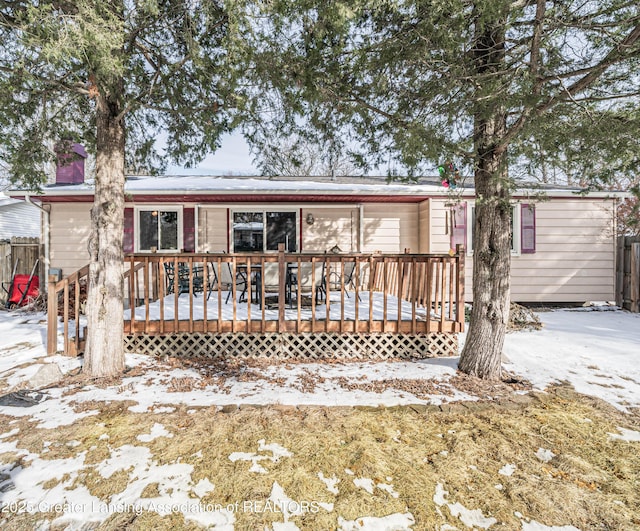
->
xmin=616 ymin=235 xmax=640 ymax=312
xmin=0 ymin=237 xmax=42 ymax=306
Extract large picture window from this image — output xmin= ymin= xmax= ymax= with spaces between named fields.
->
xmin=137 ymin=207 xmax=182 ymax=252
xmin=233 ymin=210 xmax=297 ymax=252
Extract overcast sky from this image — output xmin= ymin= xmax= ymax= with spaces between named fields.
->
xmin=167 ymin=131 xmax=259 ymax=176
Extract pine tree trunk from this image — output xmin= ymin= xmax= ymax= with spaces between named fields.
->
xmin=83 ymin=90 xmax=126 ymax=378
xmin=458 ymin=11 xmax=511 ymax=381
xmin=458 ymin=144 xmax=511 ymax=380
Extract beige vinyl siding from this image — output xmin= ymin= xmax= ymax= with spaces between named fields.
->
xmin=512 ymin=199 xmax=615 ymax=302
xmin=49 ymin=203 xmax=92 ymax=275
xmin=361 ymin=204 xmax=419 ymax=253
xmin=198 ymin=207 xmax=228 ymax=252
xmin=418 ymin=199 xmax=430 ymax=253
xmin=430 ymin=198 xmax=616 ymax=303
xmin=301 ymin=207 xmax=358 ymax=252
xmin=429 ymin=200 xmax=451 ymax=254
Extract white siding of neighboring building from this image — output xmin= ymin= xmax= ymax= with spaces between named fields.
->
xmin=0 ymin=199 xmax=41 ymax=240
xmin=429 ymin=197 xmax=617 ymax=303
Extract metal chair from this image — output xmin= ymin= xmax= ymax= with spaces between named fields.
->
xmin=329 ymin=260 xmax=361 ymax=301
xmin=224 ymin=262 xmax=249 ymax=304
xmin=164 ymin=262 xmax=187 ymax=296
xmin=204 ymin=261 xmax=219 ymax=300
xmin=165 ymin=262 xmax=205 ymax=296
xmin=287 ymin=260 xmax=326 ymax=307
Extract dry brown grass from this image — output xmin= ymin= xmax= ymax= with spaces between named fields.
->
xmin=0 ymin=385 xmax=638 ymax=530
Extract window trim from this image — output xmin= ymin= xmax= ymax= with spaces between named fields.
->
xmin=134 ymin=205 xmax=184 ymax=253
xmin=466 ymin=203 xmax=522 ymax=256
xmin=230 ymin=207 xmax=299 ymax=253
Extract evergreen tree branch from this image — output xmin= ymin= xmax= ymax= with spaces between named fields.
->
xmin=501 ymin=21 xmax=640 ymax=150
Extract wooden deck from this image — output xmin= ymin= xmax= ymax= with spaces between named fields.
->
xmin=48 ymin=246 xmax=465 ymax=359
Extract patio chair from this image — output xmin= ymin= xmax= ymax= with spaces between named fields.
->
xmin=224 ymin=262 xmax=249 ymax=304
xmin=204 ymin=261 xmax=219 ymax=300
xmin=288 ymin=260 xmax=326 ymax=307
xmin=164 ymin=262 xmax=205 ymax=296
xmin=164 ymin=262 xmax=186 ymax=296
xmin=329 ymin=260 xmax=361 ymax=301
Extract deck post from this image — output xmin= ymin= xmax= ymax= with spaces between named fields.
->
xmin=615 ymin=236 xmax=624 ymax=307
xmin=456 ymin=245 xmax=465 ymax=331
xmin=278 ymin=243 xmax=286 ymax=332
xmin=47 ymin=274 xmax=58 ymax=355
xmin=631 ymin=243 xmax=640 ymax=313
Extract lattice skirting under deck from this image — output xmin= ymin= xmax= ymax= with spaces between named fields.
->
xmin=123 ymin=332 xmax=458 ymax=360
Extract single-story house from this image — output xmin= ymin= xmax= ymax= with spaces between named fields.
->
xmin=8 ymin=172 xmax=622 ymax=305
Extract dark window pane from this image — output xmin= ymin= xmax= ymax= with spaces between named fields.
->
xmin=233 ymin=212 xmax=263 ymax=252
xmin=160 ymin=211 xmax=178 ymax=250
xmin=139 ymin=211 xmax=159 ymax=251
xmin=266 ymin=212 xmax=297 ymax=251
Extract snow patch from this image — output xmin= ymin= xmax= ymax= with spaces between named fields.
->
xmin=136 ymin=423 xmax=173 ymax=442
xmin=318 ymin=472 xmax=340 ymax=494
xmin=229 ymin=439 xmax=292 ymax=474
xmin=535 ymin=448 xmax=556 ymax=463
xmin=499 ymin=464 xmax=516 ymax=477
xmin=353 ymin=477 xmax=400 ymax=498
xmin=434 ymin=483 xmax=497 ymax=529
xmin=354 ymin=477 xmax=375 ymax=494
xmin=607 ymin=427 xmax=640 ymax=442
xmin=193 ymin=478 xmax=214 ymax=498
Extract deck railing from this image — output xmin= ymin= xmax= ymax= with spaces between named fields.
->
xmin=48 ymin=246 xmax=465 ymax=356
xmin=46 ymin=260 xmax=147 ymax=356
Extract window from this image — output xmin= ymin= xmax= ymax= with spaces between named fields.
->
xmin=460 ymin=203 xmax=534 ymax=255
xmin=232 ymin=210 xmax=297 ymax=252
xmin=136 ymin=207 xmax=182 ymax=252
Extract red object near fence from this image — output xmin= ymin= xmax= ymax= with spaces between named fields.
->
xmin=8 ymin=274 xmax=40 ymax=306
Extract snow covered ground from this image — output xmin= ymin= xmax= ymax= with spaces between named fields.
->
xmin=7 ymin=307 xmax=636 ymax=412
xmin=0 ymin=307 xmax=639 ymax=530
xmin=501 ymin=309 xmax=640 ymax=412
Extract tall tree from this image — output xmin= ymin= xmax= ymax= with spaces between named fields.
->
xmin=238 ymin=0 xmax=640 ymax=379
xmin=1 ymin=1 xmax=236 ymax=377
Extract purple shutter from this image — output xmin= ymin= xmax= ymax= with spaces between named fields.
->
xmin=123 ymin=208 xmax=134 ymax=254
xmin=183 ymin=208 xmax=195 ymax=252
xmin=450 ymin=203 xmax=467 ymax=251
xmin=521 ymin=203 xmax=536 ymax=253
